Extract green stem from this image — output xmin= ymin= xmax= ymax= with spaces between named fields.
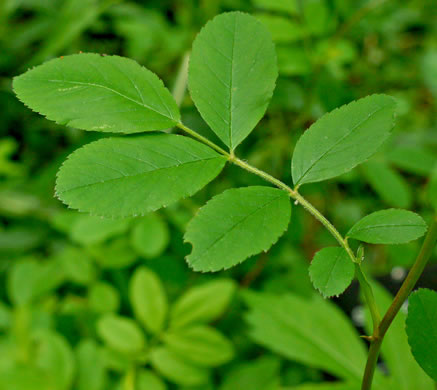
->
xmin=177 ymin=124 xmax=381 ymax=335
xmin=361 ymin=215 xmax=437 ymax=390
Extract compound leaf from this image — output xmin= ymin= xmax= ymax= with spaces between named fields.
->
xmin=309 ymin=247 xmax=354 ymax=298
xmin=129 ymin=267 xmax=168 ymax=334
xmin=406 ymin=288 xmax=437 ymax=382
xmin=189 ymin=12 xmax=277 ymax=150
xmin=292 ymin=94 xmax=396 ymax=186
xmin=56 ymin=134 xmax=226 ymax=217
xmin=13 ymin=53 xmax=180 ymax=133
xmin=347 ymin=209 xmax=427 ymax=244
xmin=185 ymin=186 xmax=291 ymax=272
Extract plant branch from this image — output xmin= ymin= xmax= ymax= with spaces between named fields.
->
xmin=361 ymin=214 xmax=437 ymax=390
xmin=177 ymin=123 xmax=381 ymax=334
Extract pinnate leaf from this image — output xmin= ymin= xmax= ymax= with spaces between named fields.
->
xmin=55 ymin=134 xmax=226 ymax=217
xmin=13 ymin=53 xmax=180 ymax=133
xmin=292 ymin=94 xmax=396 ymax=186
xmin=185 ymin=186 xmax=291 ymax=272
xmin=309 ymin=247 xmax=355 ymax=298
xmin=347 ymin=209 xmax=427 ymax=244
xmin=189 ymin=12 xmax=277 ymax=150
xmin=406 ymin=288 xmax=437 ymax=382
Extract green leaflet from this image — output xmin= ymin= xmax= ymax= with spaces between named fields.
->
xmin=129 ymin=267 xmax=168 ymax=334
xmin=55 ymin=134 xmax=226 ymax=217
xmin=243 ymin=291 xmax=368 ymax=382
xmin=130 ymin=214 xmax=169 ymax=258
xmin=387 ymin=146 xmax=437 ymax=176
xmin=309 ymin=247 xmax=355 ymax=298
xmin=292 ymin=94 xmax=396 ymax=186
xmin=347 ymin=209 xmax=427 ymax=244
xmin=136 ymin=369 xmax=167 ymax=390
xmin=169 ymin=279 xmax=236 ymax=329
xmin=189 ymin=12 xmax=277 ymax=150
xmin=163 ymin=325 xmax=234 ymax=367
xmin=96 ymin=314 xmax=146 ymax=355
xmin=406 ymin=289 xmax=437 ymax=382
xmin=185 ymin=186 xmax=291 ymax=272
xmin=88 ymin=282 xmax=120 ymax=314
xmin=150 ymin=346 xmax=209 ymax=386
xmin=13 ymin=53 xmax=180 ymax=133
xmin=75 ymin=340 xmax=107 ymax=390
xmin=361 ymin=160 xmax=412 ymax=209
xmin=34 ymin=330 xmax=75 ymax=390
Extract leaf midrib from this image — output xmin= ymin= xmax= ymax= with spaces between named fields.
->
xmin=350 ymin=223 xmax=424 ymax=235
xmin=189 ymin=194 xmax=284 ymax=264
xmin=57 ymin=157 xmax=222 ymax=194
xmin=296 ymin=104 xmax=388 ymax=184
xmin=41 ymin=78 xmax=177 ymax=121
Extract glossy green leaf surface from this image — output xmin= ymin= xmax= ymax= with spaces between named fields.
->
xmin=163 ymin=325 xmax=234 ymax=367
xmin=347 ymin=209 xmax=427 ymax=244
xmin=189 ymin=12 xmax=277 ymax=150
xmin=406 ymin=288 xmax=437 ymax=382
xmin=292 ymin=94 xmax=396 ymax=186
xmin=56 ymin=134 xmax=226 ymax=217
xmin=309 ymin=247 xmax=354 ymax=298
xmin=169 ymin=279 xmax=236 ymax=329
xmin=13 ymin=53 xmax=180 ymax=133
xmin=129 ymin=267 xmax=168 ymax=334
xmin=185 ymin=186 xmax=291 ymax=272
xmin=96 ymin=314 xmax=145 ymax=355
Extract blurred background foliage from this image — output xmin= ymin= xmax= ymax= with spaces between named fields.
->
xmin=0 ymin=0 xmax=436 ymax=389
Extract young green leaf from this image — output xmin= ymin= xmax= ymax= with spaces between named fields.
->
xmin=347 ymin=209 xmax=427 ymax=244
xmin=34 ymin=330 xmax=75 ymax=390
xmin=137 ymin=369 xmax=167 ymax=390
xmin=129 ymin=267 xmax=168 ymax=334
xmin=243 ymin=291 xmax=368 ymax=382
xmin=406 ymin=288 xmax=437 ymax=382
xmin=185 ymin=186 xmax=291 ymax=272
xmin=150 ymin=347 xmax=209 ymax=386
xmin=361 ymin=160 xmax=412 ymax=209
xmin=189 ymin=12 xmax=277 ymax=150
xmin=130 ymin=214 xmax=169 ymax=258
xmin=309 ymin=247 xmax=355 ymax=298
xmin=88 ymin=282 xmax=120 ymax=314
xmin=55 ymin=134 xmax=226 ymax=217
xmin=96 ymin=314 xmax=145 ymax=355
xmin=292 ymin=94 xmax=396 ymax=186
xmin=163 ymin=325 xmax=234 ymax=367
xmin=169 ymin=279 xmax=236 ymax=329
xmin=75 ymin=340 xmax=107 ymax=390
xmin=13 ymin=53 xmax=180 ymax=133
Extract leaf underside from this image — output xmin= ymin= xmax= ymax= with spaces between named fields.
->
xmin=13 ymin=53 xmax=180 ymax=133
xmin=189 ymin=12 xmax=278 ymax=150
xmin=185 ymin=186 xmax=291 ymax=272
xmin=56 ymin=133 xmax=226 ymax=217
